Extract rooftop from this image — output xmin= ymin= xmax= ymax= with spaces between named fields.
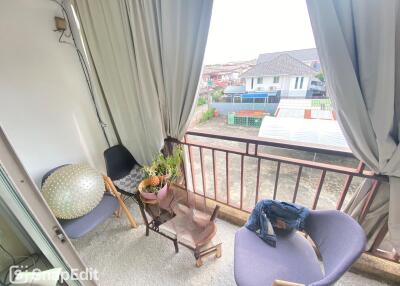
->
xmin=257 ymin=48 xmax=319 ymax=64
xmin=241 ymin=53 xmax=318 ymax=78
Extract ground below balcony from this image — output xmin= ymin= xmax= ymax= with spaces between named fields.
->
xmin=73 ymin=202 xmax=391 ymax=286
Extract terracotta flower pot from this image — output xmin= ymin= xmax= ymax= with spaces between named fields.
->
xmin=138 ymin=176 xmax=168 ymax=201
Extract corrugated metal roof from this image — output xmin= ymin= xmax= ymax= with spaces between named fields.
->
xmin=257 ymin=48 xmax=319 ymax=64
xmin=258 ymin=117 xmax=349 ymax=149
xmin=241 ymin=54 xmax=318 ymax=78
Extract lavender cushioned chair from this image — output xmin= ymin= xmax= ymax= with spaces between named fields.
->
xmin=234 ymin=210 xmax=366 ymax=286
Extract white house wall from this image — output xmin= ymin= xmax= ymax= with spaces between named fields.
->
xmin=245 ymin=76 xmax=283 ymax=92
xmin=0 ymin=0 xmax=108 ymax=185
xmin=244 ymin=75 xmax=310 ymax=97
xmin=288 ymin=76 xmax=310 ymax=97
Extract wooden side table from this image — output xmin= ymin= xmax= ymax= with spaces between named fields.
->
xmin=136 ymin=190 xmax=222 ymax=267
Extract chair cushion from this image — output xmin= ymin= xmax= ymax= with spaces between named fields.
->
xmin=112 ymin=165 xmax=144 ymax=194
xmin=234 ymin=227 xmax=323 ymax=286
xmin=59 ymin=193 xmax=119 ymax=239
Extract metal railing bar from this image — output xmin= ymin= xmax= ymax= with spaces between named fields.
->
xmin=199 ymin=147 xmax=207 ymax=199
xmin=178 ymin=139 xmax=386 ymax=181
xmin=212 ymin=149 xmax=217 ymax=201
xmin=292 ymin=166 xmax=303 ymax=203
xmin=187 ymin=144 xmax=197 ymax=194
xmin=255 ymin=158 xmax=261 ymax=205
xmin=273 ymin=162 xmax=281 ymax=200
xmin=186 ymin=130 xmax=353 ymax=157
xmin=226 ymin=152 xmax=230 ymax=205
xmin=240 ymin=155 xmax=244 ymax=209
xmin=358 ymin=180 xmax=380 ymax=224
xmin=336 ymin=175 xmax=353 ymax=210
xmin=312 ymin=170 xmax=327 ymax=210
xmin=369 ymin=221 xmax=388 ymax=253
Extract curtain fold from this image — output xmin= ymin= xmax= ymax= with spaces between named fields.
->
xmin=307 ymin=0 xmax=400 ymax=252
xmin=73 ymin=0 xmax=213 ymax=164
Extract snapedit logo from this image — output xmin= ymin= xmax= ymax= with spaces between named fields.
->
xmin=9 ymin=265 xmax=99 ymax=284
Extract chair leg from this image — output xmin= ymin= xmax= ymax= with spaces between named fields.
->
xmin=216 ymin=244 xmax=222 ymax=258
xmin=136 ymin=193 xmax=150 ymax=236
xmin=196 ymin=258 xmax=203 ymax=268
xmin=173 ymin=239 xmax=179 ymax=253
xmin=115 ymin=206 xmax=122 ymax=218
xmin=103 ymin=176 xmax=138 ymax=228
xmin=194 ymin=249 xmax=203 ymax=267
xmin=119 ymin=200 xmax=138 ymax=228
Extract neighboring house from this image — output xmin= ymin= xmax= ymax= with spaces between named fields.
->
xmin=257 ymin=48 xmax=321 ymax=71
xmin=200 ymin=59 xmax=256 ymax=89
xmin=240 ymin=53 xmax=324 ymax=98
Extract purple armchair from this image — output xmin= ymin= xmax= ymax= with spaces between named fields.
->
xmin=234 ymin=210 xmax=366 ymax=286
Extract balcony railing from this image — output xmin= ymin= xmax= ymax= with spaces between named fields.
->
xmin=167 ymin=130 xmax=398 ymax=263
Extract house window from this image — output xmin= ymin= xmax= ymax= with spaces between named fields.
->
xmin=294 ymin=76 xmax=304 ymax=89
xmin=300 ymin=77 xmax=304 ymax=89
xmin=273 ymin=76 xmax=279 ymax=83
xmin=257 ymin=77 xmax=263 ymax=84
xmin=295 ymin=77 xmax=299 ymax=89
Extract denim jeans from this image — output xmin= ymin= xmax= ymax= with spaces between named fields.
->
xmin=245 ymin=200 xmax=310 ymax=247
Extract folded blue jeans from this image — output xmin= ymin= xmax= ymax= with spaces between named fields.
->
xmin=245 ymin=200 xmax=310 ymax=247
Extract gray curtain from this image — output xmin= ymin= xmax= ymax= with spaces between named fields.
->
xmin=307 ymin=0 xmax=400 ymax=252
xmin=74 ymin=0 xmax=213 ymax=164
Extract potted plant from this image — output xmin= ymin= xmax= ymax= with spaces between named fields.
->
xmin=138 ymin=146 xmax=183 ymax=201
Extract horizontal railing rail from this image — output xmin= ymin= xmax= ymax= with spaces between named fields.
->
xmin=167 ymin=130 xmax=397 ymax=263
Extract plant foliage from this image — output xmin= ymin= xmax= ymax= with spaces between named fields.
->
xmin=142 ymin=145 xmax=183 ymax=184
xmin=201 ymin=108 xmax=216 ymax=122
xmin=197 ymin=96 xmax=207 ymax=106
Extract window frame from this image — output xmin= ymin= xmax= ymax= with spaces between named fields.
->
xmin=300 ymin=77 xmax=304 ymax=89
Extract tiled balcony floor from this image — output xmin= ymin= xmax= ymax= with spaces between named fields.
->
xmin=73 ymin=203 xmax=390 ymax=286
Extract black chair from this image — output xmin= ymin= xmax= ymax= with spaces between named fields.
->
xmin=104 ymin=144 xmax=140 ymax=197
xmin=103 ymin=144 xmax=148 ymax=225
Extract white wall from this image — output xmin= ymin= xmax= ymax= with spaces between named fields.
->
xmin=0 ymin=0 xmax=108 ymax=185
xmin=245 ymin=75 xmax=312 ymax=97
xmin=288 ymin=76 xmax=310 ymax=97
xmin=245 ymin=75 xmax=289 ymax=92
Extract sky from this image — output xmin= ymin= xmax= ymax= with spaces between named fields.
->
xmin=203 ymin=0 xmax=316 ymax=65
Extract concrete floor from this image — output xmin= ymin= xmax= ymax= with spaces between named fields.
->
xmin=73 ymin=202 xmax=390 ymax=286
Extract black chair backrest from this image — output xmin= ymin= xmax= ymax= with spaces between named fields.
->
xmin=104 ymin=145 xmax=138 ymax=180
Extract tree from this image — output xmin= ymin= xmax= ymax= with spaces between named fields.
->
xmin=316 ymin=72 xmax=325 ymax=82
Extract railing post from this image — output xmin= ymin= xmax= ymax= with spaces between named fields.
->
xmin=358 ymin=180 xmax=380 ymax=224
xmin=292 ymin=166 xmax=303 ymax=203
xmin=212 ymin=149 xmax=218 ymax=201
xmin=255 ymin=158 xmax=261 ymax=205
xmin=312 ymin=170 xmax=326 ymax=210
xmin=200 ymin=147 xmax=206 ymax=198
xmin=240 ymin=155 xmax=244 ymax=210
xmin=226 ymin=152 xmax=230 ymax=205
xmin=336 ymin=175 xmax=353 ymax=210
xmin=273 ymin=162 xmax=281 ymax=200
